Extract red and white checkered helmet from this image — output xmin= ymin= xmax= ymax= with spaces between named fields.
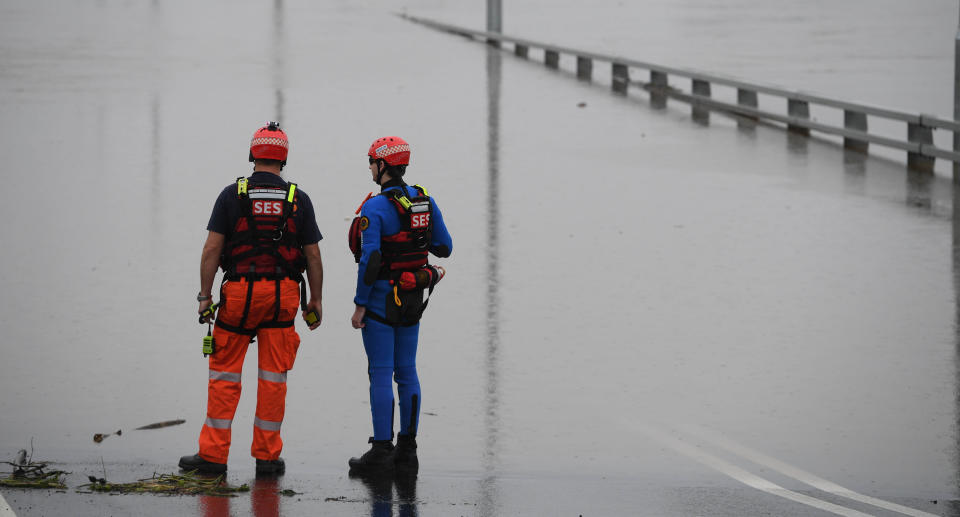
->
xmin=249 ymin=122 xmax=289 ymax=164
xmin=367 ymin=136 xmax=410 ymax=167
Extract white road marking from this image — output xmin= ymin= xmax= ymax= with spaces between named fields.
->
xmin=0 ymin=491 xmax=16 ymax=517
xmin=642 ymin=425 xmax=877 ymax=517
xmin=679 ymin=424 xmax=938 ymax=517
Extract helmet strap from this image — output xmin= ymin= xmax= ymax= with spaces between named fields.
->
xmin=375 ymin=159 xmax=387 ymax=185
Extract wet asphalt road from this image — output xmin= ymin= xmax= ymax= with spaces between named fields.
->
xmin=1 ymin=1 xmax=959 ymax=516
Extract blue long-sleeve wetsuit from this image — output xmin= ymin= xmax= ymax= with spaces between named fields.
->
xmin=354 ymin=182 xmax=452 ymax=441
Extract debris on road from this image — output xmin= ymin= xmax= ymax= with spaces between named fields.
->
xmin=134 ymin=419 xmax=186 ymax=430
xmin=92 ymin=430 xmax=121 ymax=443
xmin=94 ymin=418 xmax=186 ymax=443
xmin=80 ymin=471 xmax=249 ymax=496
xmin=1 ymin=450 xmax=67 ymax=489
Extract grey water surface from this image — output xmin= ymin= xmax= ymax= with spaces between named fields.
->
xmin=1 ymin=1 xmax=958 ymax=515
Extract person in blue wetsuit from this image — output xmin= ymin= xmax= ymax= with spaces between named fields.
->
xmin=347 ymin=136 xmax=452 ymax=476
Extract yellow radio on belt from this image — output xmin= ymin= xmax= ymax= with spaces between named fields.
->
xmin=202 ymin=324 xmax=216 ymax=357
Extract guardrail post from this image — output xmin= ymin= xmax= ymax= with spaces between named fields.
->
xmin=787 ymin=98 xmax=810 ymax=135
xmin=545 ymin=50 xmax=559 ymax=69
xmin=907 ymin=122 xmax=935 ymax=172
xmin=843 ymin=110 xmax=868 ymax=153
xmin=692 ymin=79 xmax=711 ymax=124
xmin=576 ymin=56 xmax=593 ymax=81
xmin=692 ymin=79 xmax=711 ymax=97
xmin=737 ymin=88 xmax=758 ymax=119
xmin=612 ymin=63 xmax=629 ymax=94
xmin=514 ymin=44 xmax=528 ymax=58
xmin=650 ymin=70 xmax=668 ymax=109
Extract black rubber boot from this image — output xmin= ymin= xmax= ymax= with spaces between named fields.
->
xmin=393 ymin=434 xmax=418 ymax=473
xmin=178 ymin=454 xmax=227 ymax=474
xmin=348 ymin=438 xmax=395 ymax=475
xmin=255 ymin=457 xmax=285 ymax=476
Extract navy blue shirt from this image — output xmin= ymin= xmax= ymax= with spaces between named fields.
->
xmin=206 ymin=171 xmax=323 ymax=245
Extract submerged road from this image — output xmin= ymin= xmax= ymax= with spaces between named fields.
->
xmin=0 ymin=1 xmax=958 ymax=515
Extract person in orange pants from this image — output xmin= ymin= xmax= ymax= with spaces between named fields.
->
xmin=180 ymin=122 xmax=323 ymax=475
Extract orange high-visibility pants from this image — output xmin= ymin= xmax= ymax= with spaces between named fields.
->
xmin=198 ymin=278 xmax=301 ymax=463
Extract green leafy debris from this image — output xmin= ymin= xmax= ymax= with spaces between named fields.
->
xmin=1 ymin=461 xmax=67 ymax=490
xmin=80 ymin=471 xmax=250 ymax=497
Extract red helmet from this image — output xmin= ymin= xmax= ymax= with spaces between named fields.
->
xmin=249 ymin=121 xmax=289 ymax=164
xmin=367 ymin=136 xmax=410 ymax=166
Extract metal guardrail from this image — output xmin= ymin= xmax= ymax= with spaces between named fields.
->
xmin=402 ymin=14 xmax=956 ymax=172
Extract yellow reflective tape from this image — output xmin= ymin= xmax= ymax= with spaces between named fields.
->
xmin=287 ymin=183 xmax=297 ymax=203
xmin=397 ymin=195 xmax=413 ymax=210
xmin=413 ymin=184 xmax=429 ymax=196
xmin=237 ymin=178 xmax=248 ymax=196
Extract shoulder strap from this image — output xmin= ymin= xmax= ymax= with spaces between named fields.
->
xmin=412 ymin=184 xmax=429 ymax=197
xmin=286 ymin=183 xmax=297 ymax=203
xmin=282 ymin=182 xmax=297 ymax=218
xmin=236 ymin=177 xmax=249 ymax=198
xmin=235 ymin=177 xmax=253 ymax=218
xmin=382 ymin=188 xmax=413 ymax=211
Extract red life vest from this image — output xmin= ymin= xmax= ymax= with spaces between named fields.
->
xmin=222 ymin=177 xmax=305 ymax=280
xmin=349 ymin=185 xmax=433 ymax=276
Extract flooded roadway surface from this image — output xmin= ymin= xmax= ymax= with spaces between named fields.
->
xmin=1 ymin=1 xmax=959 ymax=515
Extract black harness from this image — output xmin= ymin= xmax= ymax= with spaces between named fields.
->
xmin=376 ymin=185 xmax=433 ymax=279
xmin=216 ymin=177 xmax=306 ymax=335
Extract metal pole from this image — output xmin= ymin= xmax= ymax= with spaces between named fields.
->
xmin=954 ymin=1 xmax=960 ymax=180
xmin=487 ymin=0 xmax=502 ymax=33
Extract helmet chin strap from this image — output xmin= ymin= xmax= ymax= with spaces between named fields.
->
xmin=374 ymin=160 xmax=387 ymax=185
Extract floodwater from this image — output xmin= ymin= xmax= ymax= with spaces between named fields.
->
xmin=1 ymin=1 xmax=959 ymax=516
